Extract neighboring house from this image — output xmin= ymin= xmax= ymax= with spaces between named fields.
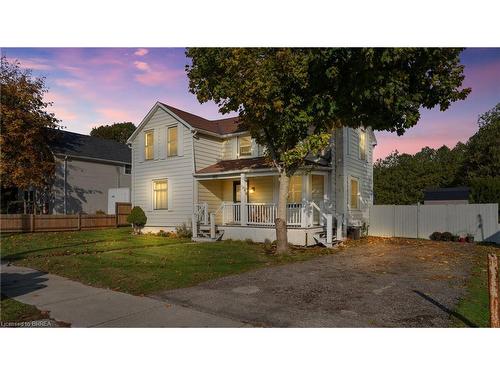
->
xmin=424 ymin=187 xmax=470 ymax=205
xmin=127 ymin=102 xmax=376 ymax=245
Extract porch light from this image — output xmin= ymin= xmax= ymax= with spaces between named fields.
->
xmin=250 ymin=187 xmax=255 ymax=194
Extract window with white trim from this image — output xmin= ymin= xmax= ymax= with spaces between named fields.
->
xmin=359 ymin=128 xmax=366 ymax=161
xmin=167 ymin=126 xmax=178 ymax=157
xmin=145 ymin=131 xmax=154 ymax=160
xmin=287 ymin=176 xmax=302 ymax=203
xmin=350 ymin=178 xmax=359 ymax=210
xmin=153 ymin=179 xmax=168 ymax=210
xmin=238 ymin=135 xmax=252 ymax=157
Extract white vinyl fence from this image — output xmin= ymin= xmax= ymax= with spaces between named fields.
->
xmin=369 ymin=203 xmax=500 ymax=243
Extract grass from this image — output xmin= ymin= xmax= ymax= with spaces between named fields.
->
xmin=1 ymin=228 xmax=334 ymax=295
xmin=452 ymin=244 xmax=500 ymax=327
xmin=1 ymin=294 xmax=47 ymax=323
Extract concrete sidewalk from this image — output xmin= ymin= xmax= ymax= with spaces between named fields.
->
xmin=1 ymin=263 xmax=246 ymax=327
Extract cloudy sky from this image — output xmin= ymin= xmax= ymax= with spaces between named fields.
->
xmin=2 ymin=47 xmax=499 ymax=160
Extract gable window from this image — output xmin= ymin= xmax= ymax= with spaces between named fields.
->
xmin=288 ymin=176 xmax=302 ymax=203
xmin=153 ymin=179 xmax=168 ymax=210
xmin=359 ymin=128 xmax=366 ymax=161
xmin=350 ymin=178 xmax=359 ymax=210
xmin=167 ymin=126 xmax=178 ymax=157
xmin=238 ymin=135 xmax=252 ymax=157
xmin=145 ymin=131 xmax=154 ymax=160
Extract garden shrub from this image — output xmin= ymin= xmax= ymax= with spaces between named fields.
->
xmin=175 ymin=222 xmax=192 ymax=238
xmin=430 ymin=232 xmax=442 ymax=241
xmin=441 ymin=232 xmax=453 ymax=241
xmin=127 ymin=206 xmax=147 ymax=234
xmin=95 ymin=209 xmax=106 ymax=215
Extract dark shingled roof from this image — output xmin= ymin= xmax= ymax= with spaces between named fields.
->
xmin=424 ymin=187 xmax=470 ymax=201
xmin=48 ymin=129 xmax=131 ymax=164
xmin=161 ymin=103 xmax=247 ymax=135
xmin=196 ymin=157 xmax=327 ymax=174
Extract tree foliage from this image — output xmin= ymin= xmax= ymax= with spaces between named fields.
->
xmin=0 ymin=57 xmax=60 ymax=191
xmin=374 ymin=103 xmax=500 ymax=207
xmin=127 ymin=206 xmax=147 ymax=234
xmin=90 ymin=122 xmax=136 ymax=144
xmin=186 ymin=48 xmax=470 ymax=251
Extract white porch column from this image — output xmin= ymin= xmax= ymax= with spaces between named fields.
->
xmin=301 ymin=175 xmax=312 ymax=228
xmin=192 ymin=214 xmax=198 ymax=239
xmin=240 ymin=173 xmax=248 ymax=226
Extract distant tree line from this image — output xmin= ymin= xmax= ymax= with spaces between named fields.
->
xmin=374 ymin=103 xmax=500 ymax=207
xmin=90 ymin=122 xmax=136 ymax=144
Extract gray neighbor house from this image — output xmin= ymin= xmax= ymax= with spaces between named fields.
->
xmin=6 ymin=129 xmax=132 ymax=215
xmin=127 ymin=102 xmax=377 ymax=245
xmin=48 ymin=130 xmax=131 ymax=214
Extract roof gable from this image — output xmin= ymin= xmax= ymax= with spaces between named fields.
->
xmin=49 ymin=129 xmax=131 ymax=164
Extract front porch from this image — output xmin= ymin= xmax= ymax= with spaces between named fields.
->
xmin=192 ymin=171 xmax=343 ymax=246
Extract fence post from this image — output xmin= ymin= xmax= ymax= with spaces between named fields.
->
xmin=115 ymin=202 xmax=119 ymax=227
xmin=488 ymin=253 xmax=500 ymax=328
xmin=30 ymin=214 xmax=35 ymax=232
xmin=77 ymin=212 xmax=82 ymax=231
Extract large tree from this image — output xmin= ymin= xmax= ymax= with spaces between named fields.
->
xmin=0 ymin=57 xmax=60 ymax=200
xmin=90 ymin=122 xmax=136 ymax=144
xmin=186 ymin=48 xmax=470 ymax=252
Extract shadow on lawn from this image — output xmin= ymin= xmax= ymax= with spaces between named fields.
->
xmin=2 ymin=240 xmax=109 ymax=261
xmin=0 ymin=269 xmax=48 ymax=298
xmin=413 ymin=290 xmax=477 ymax=328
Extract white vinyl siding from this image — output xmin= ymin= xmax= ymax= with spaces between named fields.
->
xmin=131 ymin=107 xmax=193 ymax=227
xmin=194 ymin=133 xmax=223 ymax=171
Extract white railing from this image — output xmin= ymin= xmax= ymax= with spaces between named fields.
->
xmin=310 ymin=201 xmax=326 ymax=226
xmin=196 ymin=202 xmax=305 ymax=227
xmin=247 ymin=203 xmax=276 ymax=226
xmin=222 ymin=202 xmax=241 ymax=224
xmin=193 ymin=203 xmax=208 ymax=224
xmin=286 ymin=203 xmax=302 ymax=226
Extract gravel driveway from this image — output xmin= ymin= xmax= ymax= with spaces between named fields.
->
xmin=152 ymin=238 xmax=477 ymax=327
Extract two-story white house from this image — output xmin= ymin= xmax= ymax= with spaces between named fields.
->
xmin=127 ymin=102 xmax=376 ymax=246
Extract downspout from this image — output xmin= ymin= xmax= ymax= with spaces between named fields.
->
xmin=63 ymin=155 xmax=68 ymax=214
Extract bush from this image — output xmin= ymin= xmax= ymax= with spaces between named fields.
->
xmin=441 ymin=232 xmax=453 ymax=241
xmin=430 ymin=232 xmax=442 ymax=241
xmin=175 ymin=222 xmax=192 ymax=238
xmin=95 ymin=209 xmax=106 ymax=215
xmin=127 ymin=206 xmax=147 ymax=234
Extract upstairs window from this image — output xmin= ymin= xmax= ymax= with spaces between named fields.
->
xmin=153 ymin=179 xmax=168 ymax=210
xmin=124 ymin=165 xmax=131 ymax=175
xmin=167 ymin=126 xmax=178 ymax=157
xmin=145 ymin=131 xmax=154 ymax=160
xmin=359 ymin=128 xmax=366 ymax=161
xmin=238 ymin=135 xmax=252 ymax=157
xmin=350 ymin=178 xmax=359 ymax=209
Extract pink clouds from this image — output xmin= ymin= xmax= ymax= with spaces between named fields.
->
xmin=134 ymin=48 xmax=149 ymax=56
xmin=133 ymin=61 xmax=150 ymax=71
xmin=134 ymin=64 xmax=185 ymax=86
xmin=13 ymin=57 xmax=52 ymax=70
xmin=96 ymin=107 xmax=137 ymax=122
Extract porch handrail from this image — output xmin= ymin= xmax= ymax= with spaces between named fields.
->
xmin=193 ymin=202 xmax=208 ymax=225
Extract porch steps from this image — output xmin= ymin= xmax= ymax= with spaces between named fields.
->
xmin=192 ymin=226 xmax=225 ymax=242
xmin=312 ymin=230 xmax=340 ymax=248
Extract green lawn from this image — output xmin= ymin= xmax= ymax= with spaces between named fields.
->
xmin=1 ymin=294 xmax=47 ymax=323
xmin=452 ymin=244 xmax=500 ymax=327
xmin=1 ymin=228 xmax=333 ymax=295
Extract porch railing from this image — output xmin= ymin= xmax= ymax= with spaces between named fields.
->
xmin=193 ymin=202 xmax=208 ymax=225
xmin=212 ymin=202 xmax=303 ymax=227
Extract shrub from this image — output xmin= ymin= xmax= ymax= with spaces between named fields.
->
xmin=245 ymin=238 xmax=254 ymax=244
xmin=441 ymin=232 xmax=453 ymax=241
xmin=430 ymin=232 xmax=442 ymax=241
xmin=175 ymin=222 xmax=192 ymax=238
xmin=127 ymin=206 xmax=147 ymax=234
xmin=95 ymin=209 xmax=106 ymax=215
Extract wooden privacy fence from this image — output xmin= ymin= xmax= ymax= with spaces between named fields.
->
xmin=0 ymin=202 xmax=132 ymax=233
xmin=369 ymin=203 xmax=500 ymax=243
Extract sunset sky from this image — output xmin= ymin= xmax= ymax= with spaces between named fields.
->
xmin=2 ymin=47 xmax=499 ymax=160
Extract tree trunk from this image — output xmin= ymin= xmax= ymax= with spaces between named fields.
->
xmin=275 ymin=171 xmax=290 ymax=253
